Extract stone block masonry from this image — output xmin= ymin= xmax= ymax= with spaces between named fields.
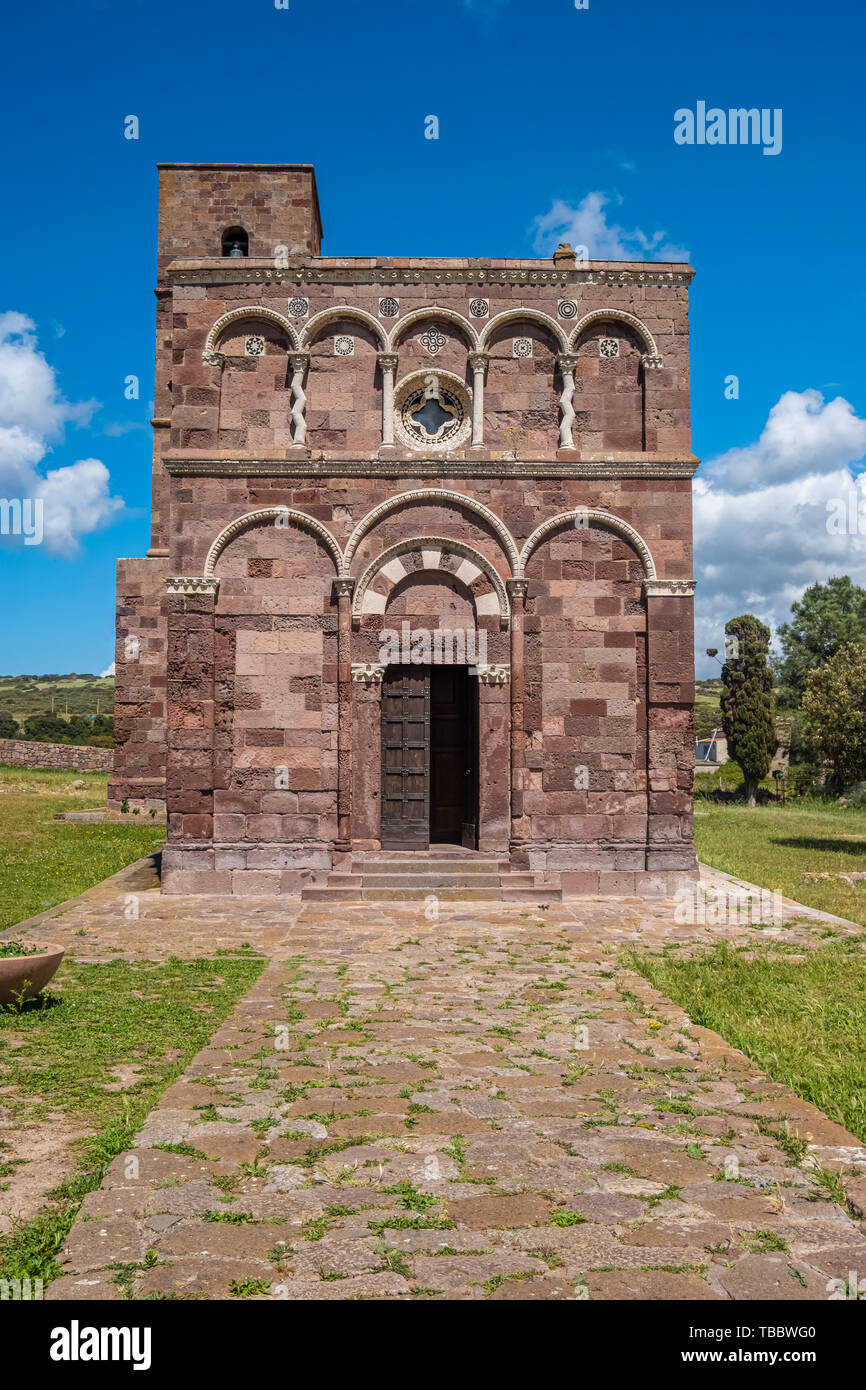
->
xmin=0 ymin=739 xmax=113 ymax=773
xmin=113 ymin=162 xmax=700 ymax=897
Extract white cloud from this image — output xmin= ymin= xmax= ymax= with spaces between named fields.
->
xmin=100 ymin=663 xmax=116 ymax=678
xmin=694 ymin=389 xmax=866 ymax=677
xmin=0 ymin=312 xmax=123 ymax=553
xmin=532 ymin=192 xmax=690 ymax=262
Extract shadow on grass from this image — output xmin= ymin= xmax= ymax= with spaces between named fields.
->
xmin=771 ymin=836 xmax=866 ymax=856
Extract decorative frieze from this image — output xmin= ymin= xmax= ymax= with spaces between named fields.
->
xmin=169 ymin=265 xmax=694 ymax=289
xmin=644 ymin=579 xmax=697 ymax=598
xmin=165 ymin=576 xmax=220 ymax=596
xmin=475 ymin=664 xmax=511 ymax=686
xmin=163 ymin=455 xmax=701 ymax=480
xmin=351 ymin=662 xmax=386 ymax=684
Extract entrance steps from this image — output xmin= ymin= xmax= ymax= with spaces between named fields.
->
xmin=300 ymin=848 xmax=561 ymax=904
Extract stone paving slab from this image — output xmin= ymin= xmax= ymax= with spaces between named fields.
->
xmin=31 ymin=870 xmax=866 ymax=1303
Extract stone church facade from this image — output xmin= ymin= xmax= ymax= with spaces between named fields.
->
xmin=110 ymin=162 xmax=699 ymax=898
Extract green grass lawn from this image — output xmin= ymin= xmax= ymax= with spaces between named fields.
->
xmin=695 ymin=797 xmax=866 ymax=927
xmin=626 ymin=937 xmax=866 ymax=1144
xmin=0 ymin=951 xmax=266 ymax=1285
xmin=0 ymin=765 xmax=164 ymax=931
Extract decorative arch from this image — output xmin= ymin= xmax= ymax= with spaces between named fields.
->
xmin=203 ymin=306 xmax=298 ymax=363
xmin=342 ymin=488 xmax=520 ymax=577
xmin=388 ymin=306 xmax=480 ymax=353
xmin=301 ymin=305 xmax=387 ymax=350
xmin=204 ymin=507 xmax=342 ymax=579
xmin=481 ymin=308 xmax=568 ymax=354
xmin=568 ymin=309 xmax=661 ymax=364
xmin=352 ymin=537 xmax=510 ymax=627
xmin=518 ymin=509 xmax=657 ymax=580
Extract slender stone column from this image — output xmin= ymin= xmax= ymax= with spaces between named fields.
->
xmin=468 ymin=352 xmax=489 ymax=449
xmin=507 ymin=577 xmax=529 ymax=855
xmin=377 ymin=352 xmax=399 ymax=450
xmin=556 ymin=354 xmax=579 ymax=451
xmin=289 ymin=352 xmax=310 ymax=447
xmin=644 ymin=579 xmax=698 ymax=883
xmin=163 ymin=577 xmax=220 ymax=893
xmin=334 ymin=577 xmax=356 ymax=853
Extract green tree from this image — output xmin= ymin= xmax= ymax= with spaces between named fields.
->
xmin=777 ymin=576 xmax=866 ymax=700
xmin=720 ymin=615 xmax=776 ymax=806
xmin=0 ymin=713 xmax=19 ymax=739
xmin=22 ymin=712 xmax=71 ymax=743
xmin=801 ymin=643 xmax=866 ymax=789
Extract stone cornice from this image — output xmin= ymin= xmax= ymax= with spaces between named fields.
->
xmin=163 ymin=454 xmax=700 ymax=481
xmin=165 ymin=262 xmax=694 ymax=290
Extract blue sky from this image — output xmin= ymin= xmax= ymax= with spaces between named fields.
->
xmin=2 ymin=0 xmax=865 ymax=677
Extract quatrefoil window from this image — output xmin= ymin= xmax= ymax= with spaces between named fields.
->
xmin=394 ymin=371 xmax=471 ymax=452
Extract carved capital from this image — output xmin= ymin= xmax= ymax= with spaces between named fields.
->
xmin=506 ymin=578 xmax=529 ymax=600
xmin=351 ymin=662 xmax=386 ymax=684
xmin=165 ymin=576 xmax=220 ymax=596
xmin=333 ymin=576 xmax=356 ymax=599
xmin=644 ymin=579 xmax=697 ymax=598
xmin=474 ymin=663 xmax=511 ymax=686
xmin=289 ymin=351 xmax=310 ymax=373
xmin=377 ymin=352 xmax=399 ymax=374
xmin=641 ymin=352 xmax=664 ymax=370
xmin=202 ymin=349 xmax=225 ymax=368
xmin=468 ymin=352 xmax=490 ymax=374
xmin=556 ymin=353 xmax=579 ymax=375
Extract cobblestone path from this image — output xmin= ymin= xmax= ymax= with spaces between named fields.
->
xmin=36 ymin=865 xmax=866 ymax=1302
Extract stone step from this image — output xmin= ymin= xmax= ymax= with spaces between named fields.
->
xmin=359 ymin=873 xmax=502 ymax=889
xmin=500 ymin=886 xmax=562 ymax=902
xmin=352 ymin=858 xmax=508 ymax=875
xmin=300 ymin=886 xmax=363 ymax=902
xmin=359 ymin=887 xmax=508 ymax=902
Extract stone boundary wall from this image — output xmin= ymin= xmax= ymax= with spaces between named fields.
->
xmin=0 ymin=739 xmax=113 ymax=773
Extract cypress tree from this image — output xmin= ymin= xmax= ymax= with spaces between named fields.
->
xmin=720 ymin=614 xmax=776 ymax=806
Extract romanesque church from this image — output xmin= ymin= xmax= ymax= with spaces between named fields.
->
xmin=111 ymin=163 xmax=698 ymax=901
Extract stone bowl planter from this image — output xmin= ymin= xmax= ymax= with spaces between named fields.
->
xmin=0 ymin=944 xmax=65 ymax=1008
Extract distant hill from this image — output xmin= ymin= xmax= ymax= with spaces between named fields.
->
xmin=0 ymin=674 xmax=114 ymax=728
xmin=694 ymin=677 xmax=723 ymax=740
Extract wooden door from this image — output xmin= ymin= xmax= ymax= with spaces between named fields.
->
xmin=430 ymin=666 xmax=466 ymax=844
xmin=380 ymin=666 xmax=430 ymax=849
xmin=462 ymin=671 xmax=479 ymax=850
